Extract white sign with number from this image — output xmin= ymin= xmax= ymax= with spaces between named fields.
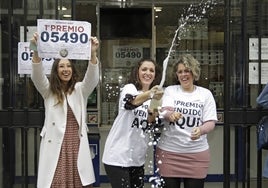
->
xmin=18 ymin=42 xmax=54 ymax=74
xmin=37 ymin=19 xmax=91 ymax=60
xmin=113 ymin=45 xmax=143 ymax=67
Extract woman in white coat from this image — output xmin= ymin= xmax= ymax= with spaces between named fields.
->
xmin=30 ymin=33 xmax=99 ymax=188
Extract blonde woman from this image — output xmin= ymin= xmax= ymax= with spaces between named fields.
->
xmin=156 ymin=54 xmax=218 ymax=188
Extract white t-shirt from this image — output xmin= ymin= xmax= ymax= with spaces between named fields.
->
xmin=102 ymin=84 xmax=152 ymax=167
xmin=157 ymin=85 xmax=218 ymax=153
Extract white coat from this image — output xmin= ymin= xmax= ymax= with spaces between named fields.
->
xmin=31 ymin=60 xmax=99 ymax=188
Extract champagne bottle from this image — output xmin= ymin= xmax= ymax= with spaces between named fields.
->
xmin=149 ymin=94 xmax=162 ymax=112
xmin=149 ymin=98 xmax=162 ymax=113
xmin=148 ymin=87 xmax=163 ymax=113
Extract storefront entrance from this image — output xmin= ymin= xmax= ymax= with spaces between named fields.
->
xmin=1 ymin=0 xmax=268 ymax=187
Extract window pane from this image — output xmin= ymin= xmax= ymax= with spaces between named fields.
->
xmin=155 ymin=3 xmax=224 ymax=109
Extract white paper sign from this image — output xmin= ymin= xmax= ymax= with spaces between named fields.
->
xmin=113 ymin=45 xmax=143 ymax=67
xmin=18 ymin=42 xmax=54 ymax=74
xmin=249 ymin=62 xmax=268 ymax=84
xmin=20 ymin=26 xmax=37 ymax=42
xmin=249 ymin=38 xmax=268 ymax=60
xmin=37 ymin=19 xmax=91 ymax=60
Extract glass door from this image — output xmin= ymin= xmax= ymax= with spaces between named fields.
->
xmin=99 ymin=6 xmax=153 ymax=125
xmin=225 ymin=1 xmax=268 ymax=188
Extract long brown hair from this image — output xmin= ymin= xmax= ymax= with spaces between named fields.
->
xmin=49 ymin=59 xmax=79 ymax=104
xmin=128 ymin=59 xmax=162 ymax=90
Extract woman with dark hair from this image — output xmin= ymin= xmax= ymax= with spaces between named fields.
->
xmin=156 ymin=54 xmax=217 ymax=188
xmin=49 ymin=58 xmax=80 ymax=104
xmin=30 ymin=33 xmax=99 ymax=188
xmin=102 ymin=59 xmax=163 ymax=188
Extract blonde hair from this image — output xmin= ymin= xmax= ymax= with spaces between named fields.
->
xmin=173 ymin=54 xmax=201 ymax=82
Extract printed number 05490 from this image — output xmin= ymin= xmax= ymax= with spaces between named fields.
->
xmin=40 ymin=31 xmax=88 ymax=44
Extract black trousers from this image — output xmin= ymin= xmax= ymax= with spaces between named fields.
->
xmin=162 ymin=177 xmax=205 ymax=188
xmin=104 ymin=164 xmax=145 ymax=188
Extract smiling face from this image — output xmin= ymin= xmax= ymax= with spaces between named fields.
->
xmin=176 ymin=63 xmax=195 ymax=92
xmin=138 ymin=61 xmax=156 ymax=91
xmin=57 ymin=59 xmax=73 ymax=85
